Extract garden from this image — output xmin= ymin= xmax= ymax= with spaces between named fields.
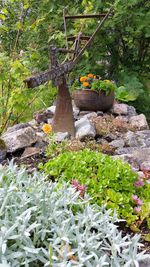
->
xmin=0 ymin=0 xmax=150 ymax=266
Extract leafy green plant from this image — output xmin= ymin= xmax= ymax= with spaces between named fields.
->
xmin=115 ymin=72 xmax=144 ymax=102
xmin=0 ymin=162 xmax=148 ymax=266
xmin=41 ymin=149 xmax=150 ymax=227
xmin=91 ymin=79 xmax=116 ymax=95
xmin=0 ymin=52 xmax=57 ymax=133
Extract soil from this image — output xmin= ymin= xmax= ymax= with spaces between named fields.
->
xmin=1 ymin=152 xmax=150 ymax=254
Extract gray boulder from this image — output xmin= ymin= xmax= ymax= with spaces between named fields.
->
xmin=124 ymin=130 xmax=150 ymax=148
xmin=111 ymin=103 xmax=128 ymax=115
xmin=6 ymin=123 xmax=30 ymax=133
xmin=0 ymin=138 xmax=7 ymax=162
xmin=129 ymin=114 xmax=149 ymax=130
xmin=3 ymin=127 xmax=37 ymax=153
xmin=75 ymin=117 xmax=96 ymax=140
xmin=55 ymin=132 xmax=70 ymax=142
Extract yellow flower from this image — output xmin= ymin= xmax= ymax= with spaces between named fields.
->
xmin=94 ymin=75 xmax=96 ymax=79
xmin=83 ymin=82 xmax=90 ymax=87
xmin=87 ymin=73 xmax=94 ymax=78
xmin=80 ymin=76 xmax=87 ymax=83
xmin=42 ymin=124 xmax=52 ymax=134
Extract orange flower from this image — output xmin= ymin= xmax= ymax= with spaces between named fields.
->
xmin=87 ymin=73 xmax=94 ymax=78
xmin=42 ymin=123 xmax=52 ymax=134
xmin=83 ymin=82 xmax=90 ymax=87
xmin=80 ymin=76 xmax=87 ymax=83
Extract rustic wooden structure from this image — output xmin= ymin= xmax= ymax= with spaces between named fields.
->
xmin=24 ymin=8 xmax=112 ymax=136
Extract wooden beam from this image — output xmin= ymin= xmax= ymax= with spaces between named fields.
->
xmin=24 ymin=61 xmax=73 ymax=88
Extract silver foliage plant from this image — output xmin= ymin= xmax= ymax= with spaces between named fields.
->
xmin=0 ymin=162 xmax=148 ymax=267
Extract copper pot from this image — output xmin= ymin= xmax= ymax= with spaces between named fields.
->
xmin=73 ymin=89 xmax=114 ymax=111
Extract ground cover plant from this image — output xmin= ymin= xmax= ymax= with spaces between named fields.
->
xmin=41 ymin=149 xmax=150 ymax=229
xmin=0 ymin=162 xmax=149 ymax=266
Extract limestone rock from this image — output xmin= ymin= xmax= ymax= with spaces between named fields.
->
xmin=34 ymin=109 xmax=54 ymax=123
xmin=129 ymin=114 xmax=149 ymax=130
xmin=97 ymin=111 xmax=104 ymax=116
xmin=127 ymin=105 xmax=137 ymax=117
xmin=109 ymin=139 xmax=125 ymax=149
xmin=75 ymin=117 xmax=96 ymax=141
xmin=73 ymin=105 xmax=80 ymax=118
xmin=55 ymin=132 xmax=70 ymax=142
xmin=47 ymin=105 xmax=56 ymax=114
xmin=21 ymin=147 xmax=40 ymax=159
xmin=6 ymin=123 xmax=30 ymax=133
xmin=124 ymin=130 xmax=150 ymax=148
xmin=3 ymin=127 xmax=37 ymax=153
xmin=84 ymin=112 xmax=97 ymax=120
xmin=140 ymin=161 xmax=150 ymax=172
xmin=111 ymin=103 xmax=128 ymax=115
xmin=0 ymin=138 xmax=7 ymax=162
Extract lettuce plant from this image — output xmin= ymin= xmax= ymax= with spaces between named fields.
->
xmin=0 ymin=162 xmax=148 ymax=266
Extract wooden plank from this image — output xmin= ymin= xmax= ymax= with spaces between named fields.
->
xmin=24 ymin=62 xmax=73 ymax=88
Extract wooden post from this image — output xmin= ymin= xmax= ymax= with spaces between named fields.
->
xmin=52 ymin=75 xmax=75 ymax=136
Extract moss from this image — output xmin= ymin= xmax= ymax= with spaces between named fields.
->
xmin=0 ymin=138 xmax=6 ymax=150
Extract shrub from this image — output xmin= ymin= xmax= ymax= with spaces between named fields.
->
xmin=41 ymin=149 xmax=150 ymax=227
xmin=0 ymin=162 xmax=148 ymax=266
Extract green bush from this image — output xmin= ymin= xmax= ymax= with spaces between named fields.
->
xmin=0 ymin=163 xmax=148 ymax=266
xmin=41 ymin=149 xmax=150 ymax=227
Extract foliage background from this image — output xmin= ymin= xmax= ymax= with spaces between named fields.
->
xmin=0 ymin=0 xmax=150 ymax=132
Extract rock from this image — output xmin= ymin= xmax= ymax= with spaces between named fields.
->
xmin=79 ymin=111 xmax=92 ymax=116
xmin=113 ymin=154 xmax=140 ymax=171
xmin=34 ymin=109 xmax=54 ymax=123
xmin=47 ymin=118 xmax=53 ymax=125
xmin=47 ymin=105 xmax=56 ymax=114
xmin=124 ymin=130 xmax=150 ymax=148
xmin=55 ymin=132 xmax=70 ymax=142
xmin=137 ymin=171 xmax=145 ymax=179
xmin=109 ymin=139 xmax=125 ymax=149
xmin=97 ymin=111 xmax=104 ymax=116
xmin=129 ymin=114 xmax=149 ymax=130
xmin=21 ymin=147 xmax=40 ymax=159
xmin=127 ymin=105 xmax=137 ymax=117
xmin=140 ymin=161 xmax=150 ymax=172
xmin=84 ymin=112 xmax=97 ymax=120
xmin=111 ymin=103 xmax=128 ymax=115
xmin=115 ymin=147 xmax=150 ymax=171
xmin=3 ymin=127 xmax=37 ymax=153
xmin=0 ymin=139 xmax=7 ymax=162
xmin=6 ymin=123 xmax=30 ymax=133
xmin=28 ymin=119 xmax=37 ymax=127
xmin=75 ymin=117 xmax=96 ymax=141
xmin=139 ymin=257 xmax=150 ymax=267
xmin=73 ymin=105 xmax=80 ymax=118
xmin=105 ymin=133 xmax=117 ymax=142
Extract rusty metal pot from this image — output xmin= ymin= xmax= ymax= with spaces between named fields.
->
xmin=73 ymin=89 xmax=114 ymax=111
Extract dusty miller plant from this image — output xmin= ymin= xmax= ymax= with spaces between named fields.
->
xmin=0 ymin=162 xmax=148 ymax=267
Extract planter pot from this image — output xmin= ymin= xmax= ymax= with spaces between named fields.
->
xmin=73 ymin=89 xmax=114 ymax=111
